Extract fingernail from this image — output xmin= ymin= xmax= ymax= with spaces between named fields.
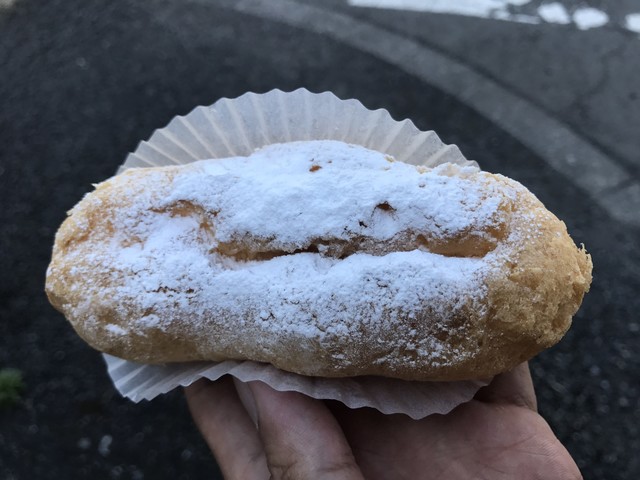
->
xmin=234 ymin=378 xmax=259 ymax=429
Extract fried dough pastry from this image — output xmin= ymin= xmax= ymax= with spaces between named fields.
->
xmin=46 ymin=141 xmax=592 ymax=380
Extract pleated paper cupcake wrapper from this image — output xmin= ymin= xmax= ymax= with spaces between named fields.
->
xmin=105 ymin=88 xmax=489 ymax=419
xmin=104 ymin=355 xmax=489 ymax=420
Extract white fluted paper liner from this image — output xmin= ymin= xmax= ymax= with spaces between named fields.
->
xmin=104 ymin=355 xmax=490 ymax=419
xmin=105 ymin=88 xmax=488 ymax=419
xmin=119 ymin=88 xmax=475 ymax=172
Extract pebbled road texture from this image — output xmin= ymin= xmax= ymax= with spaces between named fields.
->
xmin=1 ymin=1 xmax=638 ymax=479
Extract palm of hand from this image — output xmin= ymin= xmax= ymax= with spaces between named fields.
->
xmin=331 ymin=399 xmax=577 ymax=480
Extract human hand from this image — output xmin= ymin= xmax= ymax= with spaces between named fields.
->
xmin=185 ymin=363 xmax=582 ymax=480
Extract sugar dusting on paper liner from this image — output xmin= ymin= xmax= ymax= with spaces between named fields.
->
xmin=103 ymin=354 xmax=490 ymax=420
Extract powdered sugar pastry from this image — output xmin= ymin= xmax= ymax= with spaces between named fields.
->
xmin=48 ymin=140 xmax=541 ymax=379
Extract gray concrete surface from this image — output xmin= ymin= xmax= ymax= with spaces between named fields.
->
xmin=1 ymin=0 xmax=638 ymax=478
xmin=296 ymin=0 xmax=640 ymax=226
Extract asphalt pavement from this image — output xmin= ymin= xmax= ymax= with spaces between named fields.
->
xmin=1 ymin=0 xmax=638 ymax=479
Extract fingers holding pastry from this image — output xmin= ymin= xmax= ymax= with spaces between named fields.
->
xmin=185 ymin=377 xmax=269 ymax=479
xmin=243 ymin=380 xmax=364 ymax=480
xmin=474 ymin=362 xmax=537 ymax=411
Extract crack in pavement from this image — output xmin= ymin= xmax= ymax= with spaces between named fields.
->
xmin=555 ymin=37 xmax=640 ymax=181
xmin=563 ymin=39 xmax=628 ymax=113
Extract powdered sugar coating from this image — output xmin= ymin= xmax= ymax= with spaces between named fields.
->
xmin=49 ymin=140 xmax=538 ymax=377
xmin=167 ymin=141 xmax=507 ymax=249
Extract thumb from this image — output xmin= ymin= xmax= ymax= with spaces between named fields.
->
xmin=475 ymin=362 xmax=538 ymax=411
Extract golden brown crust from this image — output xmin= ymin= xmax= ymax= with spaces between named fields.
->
xmin=45 ymin=143 xmax=592 ymax=381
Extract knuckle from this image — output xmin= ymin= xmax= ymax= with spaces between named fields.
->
xmin=267 ymin=456 xmax=304 ymax=480
xmin=267 ymin=454 xmax=359 ymax=480
xmin=318 ymin=459 xmax=361 ymax=478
